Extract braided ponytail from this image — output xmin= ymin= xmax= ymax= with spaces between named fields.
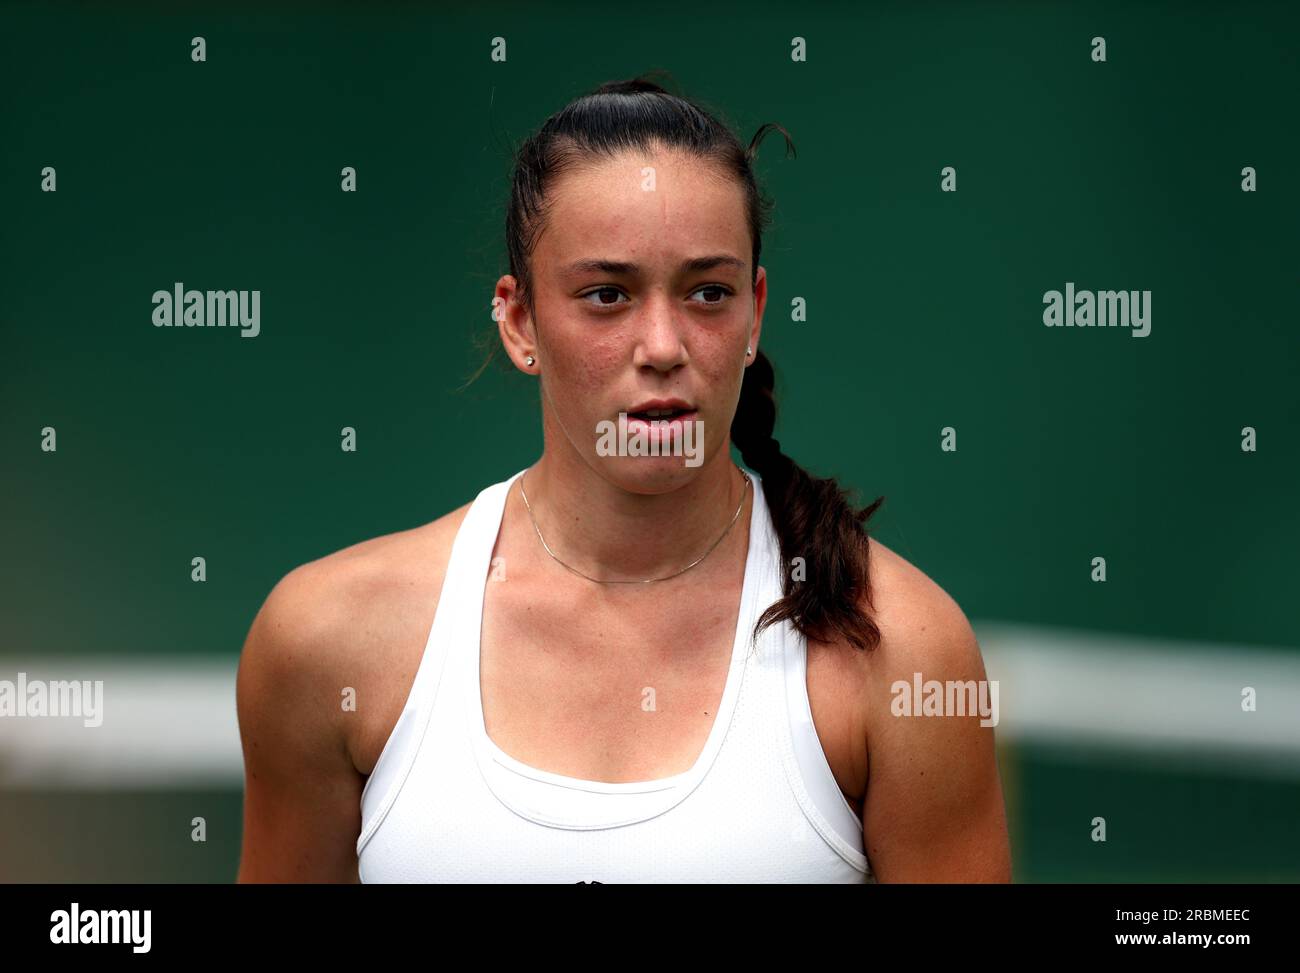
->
xmin=732 ymin=349 xmax=885 ymax=651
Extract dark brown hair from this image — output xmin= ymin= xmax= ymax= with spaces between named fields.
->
xmin=486 ymin=73 xmax=884 ymax=652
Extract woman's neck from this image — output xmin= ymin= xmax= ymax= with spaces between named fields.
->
xmin=518 ymin=449 xmax=750 ymax=583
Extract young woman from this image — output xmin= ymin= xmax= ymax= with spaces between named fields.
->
xmin=236 ymin=77 xmax=1011 ymax=883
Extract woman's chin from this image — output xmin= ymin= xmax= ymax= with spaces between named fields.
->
xmin=600 ymin=456 xmax=709 ymax=494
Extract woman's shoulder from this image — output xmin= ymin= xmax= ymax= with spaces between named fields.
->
xmin=865 ymin=538 xmax=974 ymax=647
xmin=852 ymin=535 xmax=982 ymax=733
xmin=848 ymin=537 xmax=985 ymax=697
xmin=808 ymin=536 xmax=981 ymax=700
xmin=272 ymin=502 xmax=475 ymax=617
xmin=238 ymin=500 xmax=477 ymax=708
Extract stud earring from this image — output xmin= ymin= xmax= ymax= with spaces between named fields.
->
xmin=525 ymin=355 xmax=536 ymax=367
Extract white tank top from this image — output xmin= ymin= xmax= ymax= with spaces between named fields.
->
xmin=356 ymin=466 xmax=873 ymax=883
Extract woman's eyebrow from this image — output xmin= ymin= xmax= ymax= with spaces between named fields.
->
xmin=559 ymin=254 xmax=745 ymax=278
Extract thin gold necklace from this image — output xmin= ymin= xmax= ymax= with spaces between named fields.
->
xmin=518 ymin=465 xmax=751 ymax=584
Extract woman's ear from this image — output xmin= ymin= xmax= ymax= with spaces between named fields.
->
xmin=495 ymin=275 xmax=538 ymax=372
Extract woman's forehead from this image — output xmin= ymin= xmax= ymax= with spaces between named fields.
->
xmin=540 ymin=158 xmax=748 ymax=260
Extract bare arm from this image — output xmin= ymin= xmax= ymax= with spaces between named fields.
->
xmin=861 ymin=583 xmax=1012 ymax=882
xmin=235 ymin=566 xmax=364 ymax=882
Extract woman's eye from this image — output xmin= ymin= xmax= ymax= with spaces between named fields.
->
xmin=580 ymin=287 xmax=627 ymax=307
xmin=690 ymin=284 xmax=733 ymax=305
xmin=580 ymin=285 xmax=733 ymax=308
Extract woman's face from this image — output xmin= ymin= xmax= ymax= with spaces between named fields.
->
xmin=500 ymin=145 xmax=767 ymax=493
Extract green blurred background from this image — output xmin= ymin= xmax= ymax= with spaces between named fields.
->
xmin=1 ymin=0 xmax=1296 ymax=882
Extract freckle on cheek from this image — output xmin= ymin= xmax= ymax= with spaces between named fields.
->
xmin=581 ymin=347 xmax=622 ymax=373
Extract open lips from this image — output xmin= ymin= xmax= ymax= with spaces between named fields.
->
xmin=626 ymin=399 xmax=696 ymax=421
xmin=628 ymin=407 xmax=692 ymax=419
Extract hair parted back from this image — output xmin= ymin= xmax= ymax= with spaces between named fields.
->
xmin=488 ymin=72 xmax=885 ymax=652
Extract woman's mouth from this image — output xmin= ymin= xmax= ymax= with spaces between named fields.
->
xmin=627 ymin=407 xmax=693 ymax=421
xmin=624 ymin=408 xmax=699 ymax=439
